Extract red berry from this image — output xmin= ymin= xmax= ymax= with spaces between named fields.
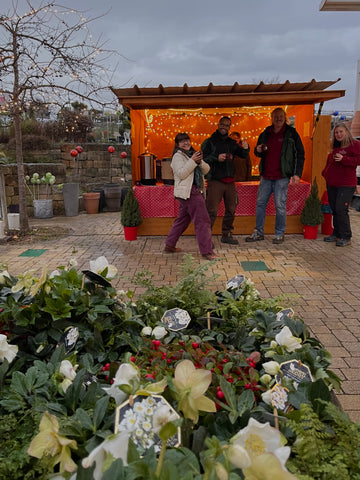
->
xmin=145 ymin=374 xmax=155 ymax=379
xmin=130 ymin=356 xmax=135 ymax=362
xmin=105 ymin=375 xmax=109 ymax=381
xmin=216 ymin=390 xmax=225 ymax=400
xmin=192 ymin=342 xmax=199 ymax=349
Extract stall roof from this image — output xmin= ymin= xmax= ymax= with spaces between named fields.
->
xmin=111 ymin=79 xmax=345 ymax=110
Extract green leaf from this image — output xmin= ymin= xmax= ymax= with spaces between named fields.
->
xmin=11 ymin=371 xmax=28 ymax=396
xmin=159 ymin=422 xmax=177 ymax=441
xmin=237 ymin=389 xmax=255 ymax=417
xmin=75 ymin=408 xmax=94 ymax=431
xmin=219 ymin=375 xmax=237 ymax=411
xmin=102 ymin=458 xmax=126 ymax=480
xmin=93 ymin=395 xmax=110 ymax=429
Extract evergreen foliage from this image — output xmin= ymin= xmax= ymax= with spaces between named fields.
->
xmin=300 ymin=177 xmax=324 ymax=226
xmin=286 ymin=402 xmax=360 ymax=480
xmin=120 ymin=187 xmax=143 ymax=227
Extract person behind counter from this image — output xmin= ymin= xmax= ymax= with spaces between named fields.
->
xmin=229 ymin=131 xmax=252 ymax=181
xmin=322 ymin=122 xmax=360 ymax=247
xmin=164 ymin=133 xmax=218 ymax=260
xmin=201 ymin=116 xmax=250 ymax=245
xmin=245 ymin=107 xmax=305 ymax=244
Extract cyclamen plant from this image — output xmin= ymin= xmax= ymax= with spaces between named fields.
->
xmin=25 ymin=171 xmax=56 ymax=200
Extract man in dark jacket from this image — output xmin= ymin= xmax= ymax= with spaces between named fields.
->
xmin=245 ymin=107 xmax=305 ymax=244
xmin=201 ymin=116 xmax=250 ymax=245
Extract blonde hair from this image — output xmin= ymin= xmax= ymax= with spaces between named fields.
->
xmin=331 ymin=122 xmax=354 ymax=149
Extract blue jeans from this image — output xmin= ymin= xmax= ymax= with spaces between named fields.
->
xmin=255 ymin=177 xmax=290 ymax=236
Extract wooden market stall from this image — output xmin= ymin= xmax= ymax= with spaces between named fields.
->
xmin=111 ymin=80 xmax=344 ymax=235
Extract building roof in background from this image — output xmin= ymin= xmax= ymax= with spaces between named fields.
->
xmin=111 ymin=79 xmax=345 ymax=110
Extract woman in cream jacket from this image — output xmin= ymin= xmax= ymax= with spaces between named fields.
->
xmin=164 ymin=133 xmax=217 ymax=260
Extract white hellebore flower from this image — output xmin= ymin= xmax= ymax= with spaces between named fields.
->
xmin=103 ymin=363 xmax=139 ymax=405
xmin=231 ymin=417 xmax=291 ymax=469
xmin=89 ymin=255 xmax=117 ymax=279
xmin=152 ymin=326 xmax=167 ymax=340
xmin=59 ymin=360 xmax=78 ymax=381
xmin=262 ymin=361 xmax=281 ymax=376
xmin=49 ymin=269 xmax=61 ymax=279
xmin=141 ymin=326 xmax=152 ymax=336
xmin=82 ymin=431 xmax=129 ymax=480
xmin=275 ymin=326 xmax=302 ymax=352
xmin=59 ymin=360 xmax=78 ymax=394
xmin=152 ymin=404 xmax=179 ymax=434
xmin=0 ymin=334 xmax=18 ymax=363
xmin=0 ymin=270 xmax=11 ymax=285
xmin=261 ymin=390 xmax=272 ymax=405
xmin=226 ymin=443 xmax=252 ymax=469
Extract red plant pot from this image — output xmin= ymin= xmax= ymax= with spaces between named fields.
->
xmin=303 ymin=224 xmax=319 ymax=239
xmin=123 ymin=226 xmax=138 ymax=241
xmin=321 ymin=213 xmax=333 ymax=235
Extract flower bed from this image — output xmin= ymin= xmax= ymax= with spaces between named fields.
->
xmin=0 ymin=256 xmax=359 ymax=480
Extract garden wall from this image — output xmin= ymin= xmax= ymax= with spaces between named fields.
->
xmin=1 ymin=143 xmax=132 ymax=215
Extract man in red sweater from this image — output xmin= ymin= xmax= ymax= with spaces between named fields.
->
xmin=246 ymin=108 xmax=305 ymax=244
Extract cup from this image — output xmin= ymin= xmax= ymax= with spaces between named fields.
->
xmin=225 ymin=153 xmax=233 ymax=161
xmin=261 ymin=144 xmax=268 ymax=152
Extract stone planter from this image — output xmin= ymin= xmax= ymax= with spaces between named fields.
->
xmin=33 ymin=199 xmax=53 ymax=219
xmin=63 ymin=183 xmax=79 ymax=217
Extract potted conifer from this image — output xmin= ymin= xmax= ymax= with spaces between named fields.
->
xmin=300 ymin=177 xmax=324 ymax=239
xmin=120 ymin=187 xmax=142 ymax=240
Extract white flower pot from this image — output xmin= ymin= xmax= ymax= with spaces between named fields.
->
xmin=33 ymin=199 xmax=53 ymax=219
xmin=7 ymin=213 xmax=20 ymax=230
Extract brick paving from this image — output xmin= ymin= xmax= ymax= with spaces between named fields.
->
xmin=1 ymin=210 xmax=359 ymax=422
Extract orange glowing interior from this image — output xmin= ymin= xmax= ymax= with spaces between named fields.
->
xmin=130 ymin=104 xmax=314 ymax=183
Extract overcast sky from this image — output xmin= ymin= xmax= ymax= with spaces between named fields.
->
xmin=14 ymin=0 xmax=360 ymax=112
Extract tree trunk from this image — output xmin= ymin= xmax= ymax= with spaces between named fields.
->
xmin=14 ymin=111 xmax=29 ymax=233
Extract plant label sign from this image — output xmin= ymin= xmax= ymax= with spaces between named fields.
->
xmin=276 ymin=360 xmax=313 ymax=389
xmin=276 ymin=308 xmax=294 ymax=322
xmin=58 ymin=326 xmax=79 ymax=353
xmin=226 ymin=275 xmax=245 ymax=290
xmin=161 ymin=308 xmax=191 ymax=331
xmin=115 ymin=395 xmax=181 ymax=455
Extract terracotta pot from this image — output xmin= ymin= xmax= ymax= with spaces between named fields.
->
xmin=123 ymin=226 xmax=138 ymax=241
xmin=303 ymin=224 xmax=319 ymax=239
xmin=83 ymin=192 xmax=100 ymax=214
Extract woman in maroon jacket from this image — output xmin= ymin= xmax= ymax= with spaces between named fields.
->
xmin=322 ymin=123 xmax=360 ymax=246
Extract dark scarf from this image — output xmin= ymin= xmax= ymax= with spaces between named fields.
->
xmin=179 ymin=147 xmax=204 ymax=189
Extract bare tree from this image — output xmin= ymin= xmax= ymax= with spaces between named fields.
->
xmin=0 ymin=1 xmax=124 ymax=232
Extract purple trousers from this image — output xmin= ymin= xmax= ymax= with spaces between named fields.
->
xmin=165 ymin=186 xmax=213 ymax=255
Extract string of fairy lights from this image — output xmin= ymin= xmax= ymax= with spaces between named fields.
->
xmin=143 ymin=106 xmax=287 ymax=154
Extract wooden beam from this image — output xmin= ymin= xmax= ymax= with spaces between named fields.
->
xmin=117 ymin=90 xmax=345 ymax=110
